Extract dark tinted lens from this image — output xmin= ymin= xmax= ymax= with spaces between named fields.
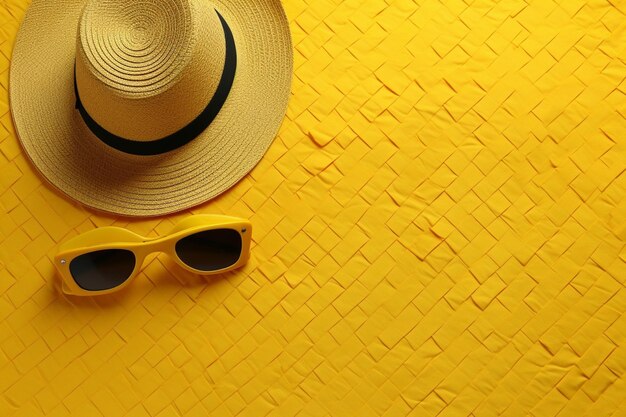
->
xmin=175 ymin=229 xmax=242 ymax=271
xmin=70 ymin=249 xmax=136 ymax=291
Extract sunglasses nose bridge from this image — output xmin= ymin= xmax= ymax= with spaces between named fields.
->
xmin=136 ymin=234 xmax=176 ymax=256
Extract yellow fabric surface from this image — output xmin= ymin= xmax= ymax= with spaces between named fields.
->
xmin=1 ymin=0 xmax=626 ymax=415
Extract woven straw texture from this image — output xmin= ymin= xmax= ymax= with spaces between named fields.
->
xmin=1 ymin=0 xmax=626 ymax=416
xmin=10 ymin=0 xmax=292 ymax=216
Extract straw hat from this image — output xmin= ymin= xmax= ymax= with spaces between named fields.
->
xmin=9 ymin=0 xmax=292 ymax=217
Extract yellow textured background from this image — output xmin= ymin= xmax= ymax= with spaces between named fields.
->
xmin=1 ymin=0 xmax=626 ymax=416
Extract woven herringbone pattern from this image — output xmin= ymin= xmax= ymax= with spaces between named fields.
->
xmin=1 ymin=0 xmax=626 ymax=416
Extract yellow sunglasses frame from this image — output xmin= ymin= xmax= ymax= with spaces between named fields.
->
xmin=54 ymin=214 xmax=252 ymax=296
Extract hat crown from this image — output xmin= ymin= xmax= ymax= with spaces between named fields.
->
xmin=75 ymin=0 xmax=228 ymax=142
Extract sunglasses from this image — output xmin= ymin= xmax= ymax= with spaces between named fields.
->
xmin=55 ymin=215 xmax=251 ymax=296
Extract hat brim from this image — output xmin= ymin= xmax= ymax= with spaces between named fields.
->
xmin=9 ymin=0 xmax=293 ymax=217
